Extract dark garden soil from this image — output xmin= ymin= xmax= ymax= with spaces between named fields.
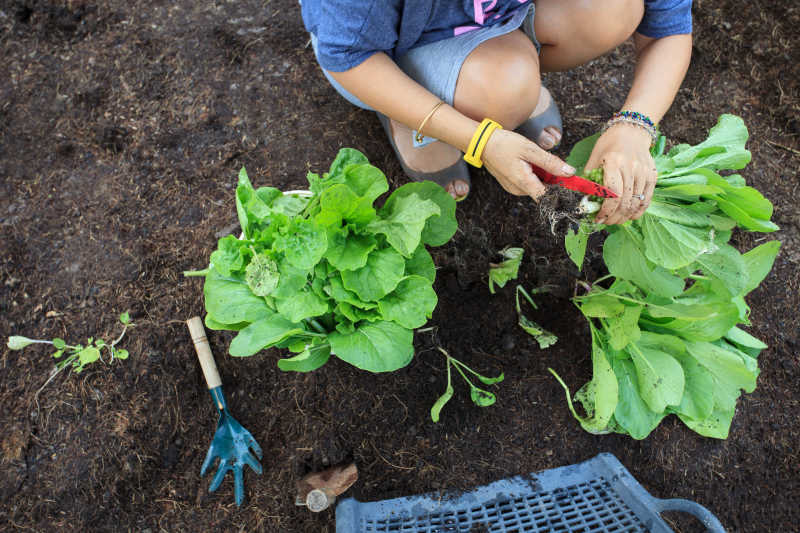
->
xmin=1 ymin=1 xmax=798 ymax=532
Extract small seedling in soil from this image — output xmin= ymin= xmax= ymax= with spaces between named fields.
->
xmin=488 ymin=247 xmax=524 ymax=294
xmin=8 ymin=311 xmax=133 ymax=402
xmin=430 ymin=347 xmax=504 ymax=422
xmin=515 ymin=285 xmax=557 ymax=349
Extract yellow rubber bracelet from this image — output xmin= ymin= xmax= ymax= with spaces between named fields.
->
xmin=463 ymin=119 xmax=502 ymax=168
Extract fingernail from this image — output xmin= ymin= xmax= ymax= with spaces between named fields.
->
xmin=539 ymin=133 xmax=554 ymax=148
xmin=563 ymin=164 xmax=575 ymax=175
xmin=596 ymin=217 xmax=606 ymax=224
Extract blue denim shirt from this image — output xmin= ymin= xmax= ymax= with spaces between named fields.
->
xmin=302 ymin=0 xmax=692 ymax=72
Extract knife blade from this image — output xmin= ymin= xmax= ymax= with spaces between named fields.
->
xmin=529 ymin=164 xmax=618 ymax=199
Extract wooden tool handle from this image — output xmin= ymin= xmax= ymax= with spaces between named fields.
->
xmin=187 ymin=316 xmax=222 ymax=389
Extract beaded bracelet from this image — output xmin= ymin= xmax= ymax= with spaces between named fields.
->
xmin=602 ymin=111 xmax=658 ymax=144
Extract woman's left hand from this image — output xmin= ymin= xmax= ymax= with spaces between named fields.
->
xmin=584 ymin=122 xmax=657 ymax=225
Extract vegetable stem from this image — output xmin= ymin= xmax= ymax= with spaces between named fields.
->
xmin=300 ymin=195 xmax=320 ymax=218
xmin=307 ymin=318 xmax=327 ymax=334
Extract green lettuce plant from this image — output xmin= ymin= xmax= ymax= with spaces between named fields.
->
xmin=554 ymin=114 xmax=781 ymax=439
xmin=186 ymin=148 xmax=457 ymax=374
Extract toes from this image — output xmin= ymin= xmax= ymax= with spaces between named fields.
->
xmin=537 ymin=131 xmax=556 ymax=150
xmin=545 ymin=126 xmax=562 ymax=146
xmin=536 ymin=127 xmax=562 ymax=150
xmin=447 ymin=179 xmax=469 ymax=200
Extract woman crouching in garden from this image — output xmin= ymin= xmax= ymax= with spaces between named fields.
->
xmin=300 ymin=0 xmax=692 ymax=225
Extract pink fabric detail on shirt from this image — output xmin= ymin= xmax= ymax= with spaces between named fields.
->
xmin=472 ymin=0 xmax=498 ymax=25
xmin=453 ymin=24 xmax=481 ymax=36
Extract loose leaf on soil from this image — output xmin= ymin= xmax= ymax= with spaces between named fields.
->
xmin=431 ymin=348 xmax=504 ymax=421
xmin=488 ymin=247 xmax=524 ymax=294
xmin=430 ymin=361 xmax=454 ymax=423
xmin=518 ymin=316 xmax=558 ymax=349
xmin=10 ymin=311 xmax=133 ymax=385
xmin=470 ymin=387 xmax=496 ymax=407
xmin=515 ymin=285 xmax=558 ymax=349
xmin=8 ymin=336 xmax=36 ymax=350
xmin=565 ymin=220 xmax=594 ymax=270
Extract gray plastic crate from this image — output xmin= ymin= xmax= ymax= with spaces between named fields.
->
xmin=336 ymin=453 xmax=725 ymax=533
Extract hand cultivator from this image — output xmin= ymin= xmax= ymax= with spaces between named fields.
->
xmin=187 ymin=317 xmax=263 ymax=506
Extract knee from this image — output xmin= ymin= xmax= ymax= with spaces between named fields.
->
xmin=578 ymin=0 xmax=644 ymax=53
xmin=455 ymin=48 xmax=541 ymax=128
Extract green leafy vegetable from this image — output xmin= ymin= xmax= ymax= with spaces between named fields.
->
xmin=488 ymin=247 xmax=524 ymax=294
xmin=556 ymin=115 xmax=781 ymax=439
xmin=189 ymin=148 xmax=458 ymax=374
xmin=515 ymin=286 xmax=557 ymax=349
xmin=430 ymin=348 xmax=503 ymax=422
xmin=7 ymin=311 xmax=133 ymax=400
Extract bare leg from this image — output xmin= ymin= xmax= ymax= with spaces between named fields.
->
xmin=535 ymin=0 xmax=645 ymax=72
xmin=454 ymin=30 xmax=542 ymax=129
xmin=388 ymin=0 xmax=645 ymax=194
xmin=455 ymin=30 xmax=562 ymax=150
xmin=388 ymin=30 xmax=542 ymax=199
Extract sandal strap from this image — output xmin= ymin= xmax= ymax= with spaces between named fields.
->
xmin=376 ymin=112 xmax=471 ymax=199
xmin=515 ymin=87 xmax=562 ymax=144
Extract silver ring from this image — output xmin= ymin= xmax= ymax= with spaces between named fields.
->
xmin=633 ymin=194 xmax=645 ymax=201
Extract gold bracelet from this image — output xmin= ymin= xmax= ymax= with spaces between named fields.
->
xmin=463 ymin=119 xmax=503 ymax=168
xmin=415 ymin=101 xmax=445 ymax=143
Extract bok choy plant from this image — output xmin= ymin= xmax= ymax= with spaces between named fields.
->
xmin=554 ymin=114 xmax=781 ymax=439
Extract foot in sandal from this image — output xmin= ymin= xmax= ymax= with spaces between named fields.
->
xmin=377 ymin=113 xmax=471 ymax=201
xmin=515 ymin=86 xmax=562 ymax=150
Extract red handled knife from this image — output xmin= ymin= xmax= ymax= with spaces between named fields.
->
xmin=529 ymin=164 xmax=618 ymax=199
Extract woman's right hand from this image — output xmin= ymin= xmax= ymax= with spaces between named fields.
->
xmin=481 ymin=129 xmax=575 ymax=199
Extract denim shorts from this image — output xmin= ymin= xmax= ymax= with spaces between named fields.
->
xmin=310 ymin=3 xmax=540 ymax=146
